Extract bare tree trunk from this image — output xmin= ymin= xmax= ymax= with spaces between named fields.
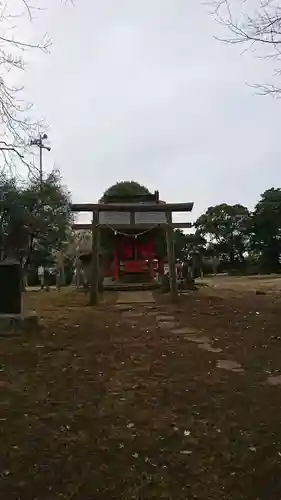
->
xmin=61 ymin=265 xmax=65 ymax=286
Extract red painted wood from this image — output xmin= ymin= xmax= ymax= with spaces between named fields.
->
xmin=106 ymin=237 xmax=158 ymax=279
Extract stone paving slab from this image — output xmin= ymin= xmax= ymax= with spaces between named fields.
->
xmin=198 ymin=343 xmax=222 ymax=353
xmin=158 ymin=321 xmax=178 ymax=329
xmin=156 ymin=315 xmax=175 ymax=322
xmin=267 ymin=375 xmax=281 ymax=386
xmin=117 ymin=291 xmax=155 ymax=304
xmin=184 ymin=334 xmax=210 ymax=344
xmin=216 ymin=360 xmax=244 ymax=373
xmin=171 ymin=327 xmax=200 ymax=335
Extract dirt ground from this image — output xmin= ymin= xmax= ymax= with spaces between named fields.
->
xmin=1 ymin=280 xmax=281 ymax=500
xmin=202 ymin=273 xmax=281 ymax=292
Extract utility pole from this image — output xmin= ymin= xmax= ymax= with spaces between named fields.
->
xmin=30 ymin=133 xmax=51 ymax=186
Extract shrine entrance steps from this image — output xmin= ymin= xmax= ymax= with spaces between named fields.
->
xmin=119 ymin=272 xmax=151 ymax=284
xmin=103 ymin=281 xmax=159 ymax=292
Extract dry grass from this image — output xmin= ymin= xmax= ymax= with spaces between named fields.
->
xmin=201 ymin=274 xmax=281 ymax=293
xmin=1 ymin=285 xmax=281 ymax=499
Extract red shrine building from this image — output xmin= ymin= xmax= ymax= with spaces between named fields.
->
xmin=79 ymin=191 xmax=166 ymax=285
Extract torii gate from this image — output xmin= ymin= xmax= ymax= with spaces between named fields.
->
xmin=71 ymin=200 xmax=194 ymax=305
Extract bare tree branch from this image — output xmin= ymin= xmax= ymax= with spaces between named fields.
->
xmin=21 ymin=0 xmax=34 ymax=21
xmin=0 ymin=1 xmax=69 ymax=174
xmin=210 ymin=0 xmax=281 ymax=95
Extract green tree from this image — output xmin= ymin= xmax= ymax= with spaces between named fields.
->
xmin=174 ymin=230 xmax=188 ymax=260
xmin=0 ymin=174 xmax=26 ymax=259
xmin=173 ymin=231 xmax=206 ymax=261
xmin=0 ymin=169 xmax=72 ymax=270
xmin=101 ymin=181 xmax=151 ymax=201
xmin=249 ymin=188 xmax=281 ymax=272
xmin=195 ymin=203 xmax=250 ymax=264
xmin=21 ymin=170 xmax=72 ymax=268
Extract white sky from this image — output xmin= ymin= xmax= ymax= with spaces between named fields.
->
xmin=18 ymin=0 xmax=281 ymax=223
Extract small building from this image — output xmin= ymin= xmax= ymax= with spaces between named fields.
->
xmin=71 ymin=187 xmax=193 ymax=302
xmin=77 ymin=191 xmax=166 ymax=286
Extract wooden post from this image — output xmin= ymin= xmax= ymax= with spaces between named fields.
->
xmin=89 ymin=210 xmax=100 ymax=305
xmin=75 ymin=259 xmax=80 ymax=288
xmin=114 ymin=244 xmax=119 ymax=282
xmin=148 ymin=257 xmax=153 ymax=281
xmin=166 ymin=211 xmax=177 ymax=302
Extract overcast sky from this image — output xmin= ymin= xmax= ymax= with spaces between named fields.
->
xmin=22 ymin=0 xmax=281 ymax=222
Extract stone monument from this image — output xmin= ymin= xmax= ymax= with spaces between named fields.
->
xmin=0 ymin=260 xmax=38 ymax=335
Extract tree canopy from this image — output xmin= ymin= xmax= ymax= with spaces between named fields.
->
xmin=195 ymin=204 xmax=250 ymax=264
xmin=101 ymin=181 xmax=152 ymax=201
xmin=0 ymin=169 xmax=72 ymax=267
xmin=248 ymin=188 xmax=281 ymax=272
xmin=193 ymin=190 xmax=281 ymax=273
